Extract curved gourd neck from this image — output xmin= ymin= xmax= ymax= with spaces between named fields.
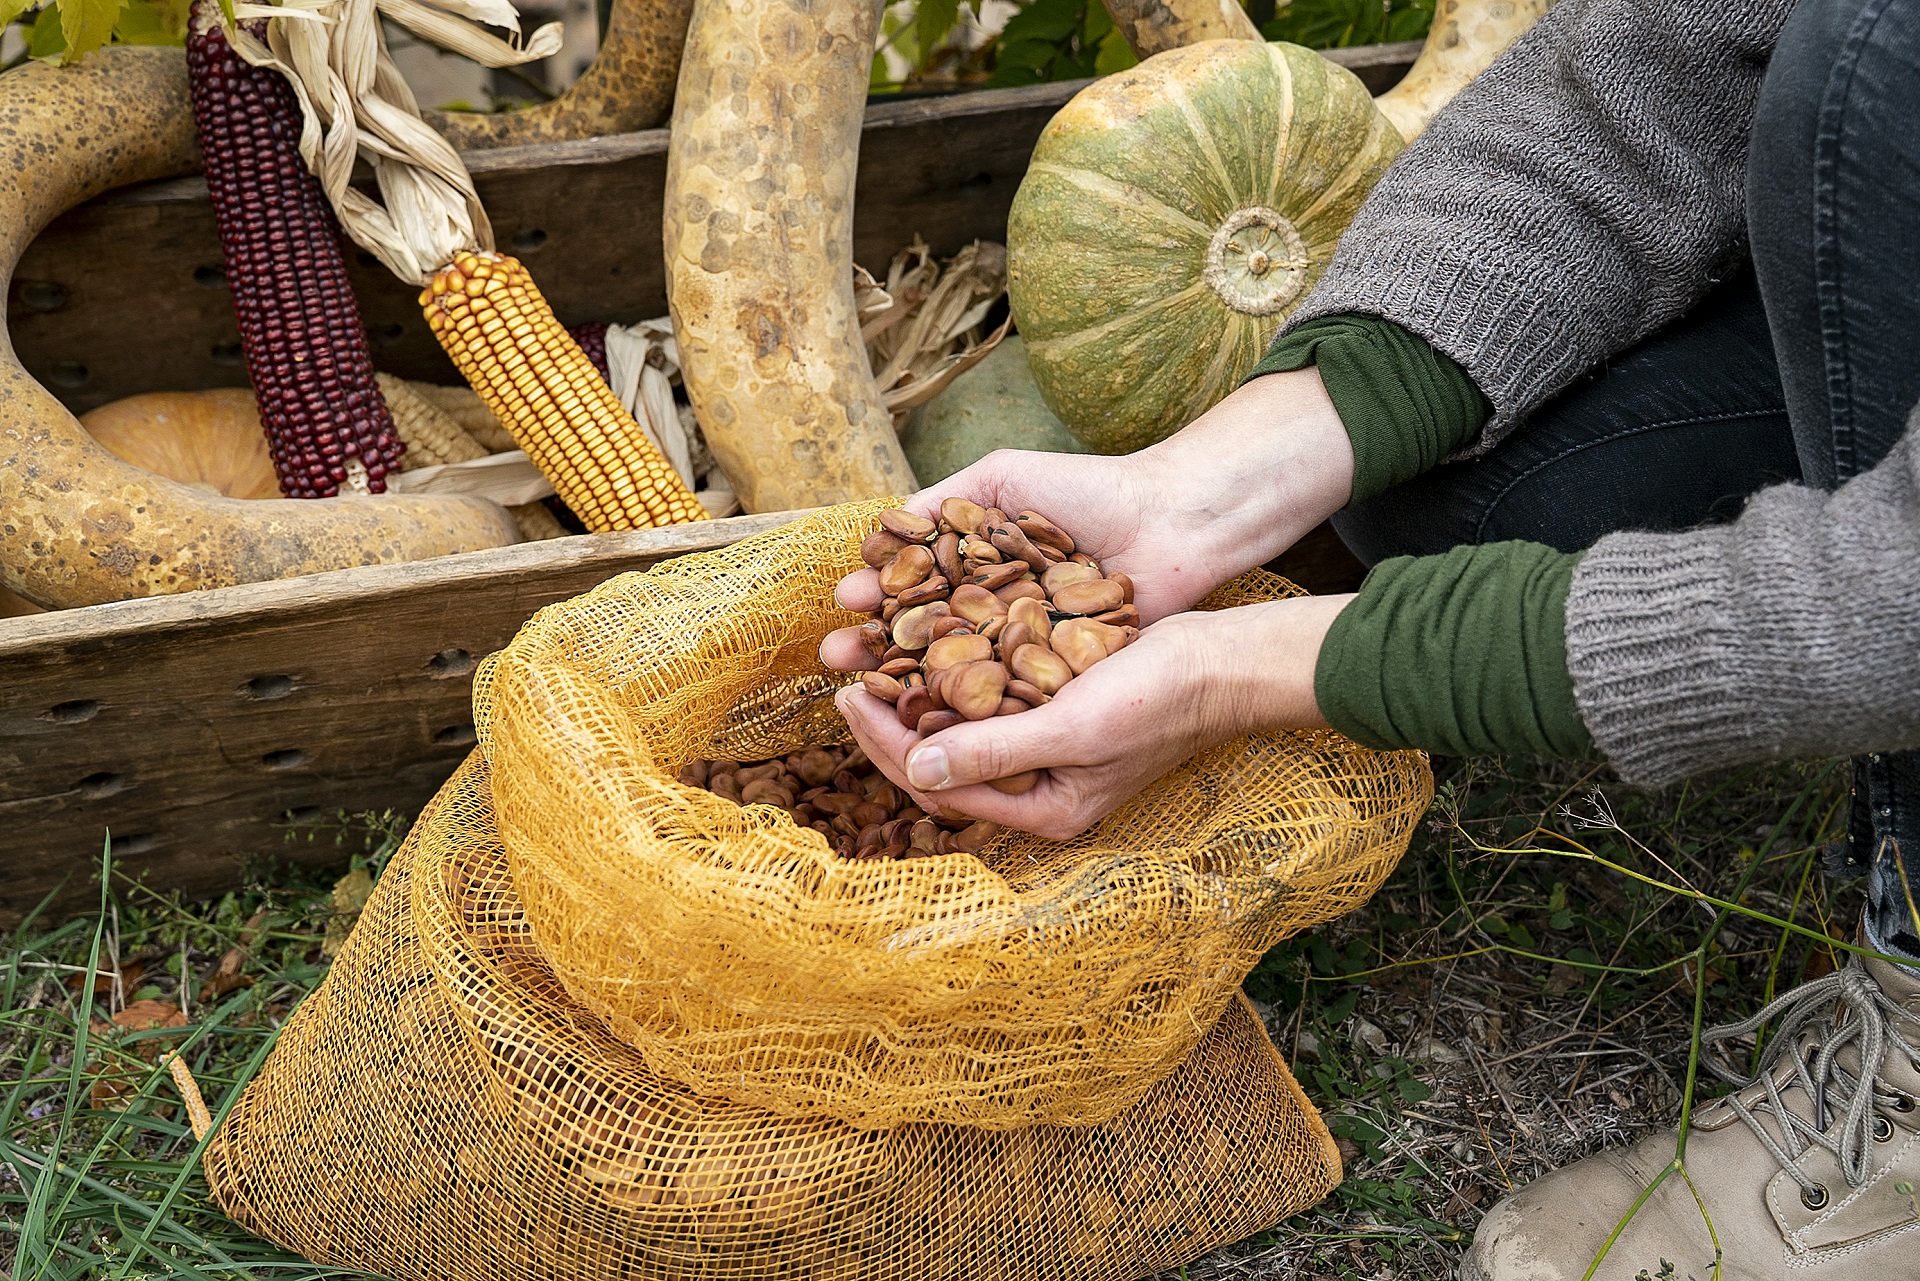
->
xmin=1373 ymin=0 xmax=1554 ymax=141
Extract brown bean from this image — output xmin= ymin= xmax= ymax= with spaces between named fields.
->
xmin=1010 ymin=643 xmax=1074 ymax=694
xmin=940 ymin=497 xmax=989 ymax=536
xmin=742 ymin=779 xmax=795 ymax=808
xmin=994 ymin=579 xmax=1047 ymax=605
xmin=796 ymin=748 xmax=840 ymax=787
xmin=738 ymin=762 xmax=784 ymax=784
xmin=861 ymin=671 xmax=905 ymax=703
xmin=860 ymin=530 xmax=911 ymax=569
xmin=917 ymin=708 xmax=966 ymax=735
xmin=859 ymin=620 xmax=890 ymax=659
xmin=892 ymin=601 xmax=951 ymax=650
xmin=709 ymin=773 xmax=743 ymax=802
xmin=998 ymin=620 xmax=1041 ymax=657
xmin=995 ymin=697 xmax=1028 ymax=716
xmin=1016 ymin=510 xmax=1075 ymax=554
xmin=1041 ymin=561 xmax=1102 ymax=595
xmin=959 ymin=536 xmax=1002 ymax=564
xmin=988 ymin=770 xmax=1041 ymax=795
xmin=1007 ymin=595 xmax=1053 ymax=638
xmin=895 ymin=575 xmax=951 ymax=608
xmin=979 ymin=616 xmax=1006 ymax=641
xmin=878 ymin=544 xmax=935 ymax=595
xmin=878 ymin=656 xmax=921 ymax=677
xmin=1051 ymin=618 xmax=1121 ymax=674
xmin=896 ymin=685 xmax=934 ymax=730
xmin=910 ymin=818 xmax=942 ymax=850
xmin=851 ymin=801 xmax=891 ymax=828
xmin=1093 ymin=604 xmax=1141 ymax=628
xmin=930 ymin=614 xmax=975 ymax=640
xmin=933 ymin=531 xmax=964 ymax=586
xmin=949 ymin=583 xmax=1007 ymax=625
xmin=879 ymin=509 xmax=937 ymax=540
xmin=1050 ymin=578 xmax=1126 ymax=616
xmin=945 ymin=659 xmax=1009 ymax=721
xmin=677 ymin=760 xmax=711 ymax=788
xmin=966 ymin=561 xmax=1028 ymax=591
xmin=1108 ymin=571 xmax=1135 ymax=603
xmin=925 ymin=633 xmax=995 ymax=674
xmin=953 ymin=819 xmax=1000 ymax=853
xmin=988 ymin=523 xmax=1050 ymax=573
xmin=1005 ymin=679 xmax=1053 ymax=707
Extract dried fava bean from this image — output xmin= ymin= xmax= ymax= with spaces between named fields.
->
xmin=857 ymin=506 xmax=1145 ymax=813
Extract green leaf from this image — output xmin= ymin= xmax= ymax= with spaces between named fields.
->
xmin=0 ymin=0 xmax=34 ymax=30
xmin=913 ymin=0 xmax=960 ymax=71
xmin=27 ymin=3 xmax=67 ymax=59
xmin=111 ymin=0 xmax=183 ymax=45
xmin=57 ymin=0 xmax=126 ymax=62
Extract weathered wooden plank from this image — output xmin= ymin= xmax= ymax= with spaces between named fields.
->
xmin=0 ymin=509 xmax=804 ymax=925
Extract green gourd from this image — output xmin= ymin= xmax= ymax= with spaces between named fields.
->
xmin=897 ymin=336 xmax=1087 ymax=483
xmin=1007 ymin=40 xmax=1403 ymax=455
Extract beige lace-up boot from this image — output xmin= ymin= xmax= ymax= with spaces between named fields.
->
xmin=1461 ymin=951 xmax=1920 ymax=1281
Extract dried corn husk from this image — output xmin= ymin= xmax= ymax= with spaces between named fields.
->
xmin=220 ymin=0 xmax=560 ymax=284
xmin=859 ymin=238 xmax=1012 ymax=424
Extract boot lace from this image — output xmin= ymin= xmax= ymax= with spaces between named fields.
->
xmin=1699 ymin=958 xmax=1920 ymax=1195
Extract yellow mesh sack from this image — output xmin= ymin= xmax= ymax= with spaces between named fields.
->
xmin=472 ymin=501 xmax=1432 ymax=1129
xmin=205 ymin=755 xmax=1347 ymax=1281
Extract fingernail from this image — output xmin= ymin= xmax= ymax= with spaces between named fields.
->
xmin=907 ymin=745 xmax=951 ymax=791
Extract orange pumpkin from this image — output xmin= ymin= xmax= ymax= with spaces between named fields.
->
xmin=80 ymin=389 xmax=281 ymax=501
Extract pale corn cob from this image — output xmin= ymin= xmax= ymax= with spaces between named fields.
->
xmin=420 ymin=250 xmax=705 ymax=532
xmin=377 ymin=372 xmax=489 ymax=467
xmin=406 ymin=381 xmax=518 ymax=452
xmin=509 ymin=502 xmax=570 ymax=540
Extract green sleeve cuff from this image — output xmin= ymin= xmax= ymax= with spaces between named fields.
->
xmin=1247 ymin=314 xmax=1491 ymax=504
xmin=1313 ymin=542 xmax=1594 ymax=759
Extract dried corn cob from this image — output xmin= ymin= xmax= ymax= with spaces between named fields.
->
xmin=186 ymin=6 xmax=404 ymax=497
xmin=376 ymin=373 xmax=487 ymax=467
xmin=403 ymin=381 xmax=518 ymax=453
xmin=568 ymin=322 xmax=611 ymax=382
xmin=421 ymin=251 xmax=705 ymax=531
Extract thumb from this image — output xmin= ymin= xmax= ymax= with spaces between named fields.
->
xmin=905 ymin=705 xmax=1071 ymax=792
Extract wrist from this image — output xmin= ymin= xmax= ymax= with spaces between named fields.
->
xmin=1209 ymin=594 xmax=1353 ymax=734
xmin=1139 ymin=369 xmax=1355 ymax=587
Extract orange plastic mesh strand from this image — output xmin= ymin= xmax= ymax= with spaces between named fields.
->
xmin=470 ymin=500 xmax=1432 ymax=1129
xmin=203 ymin=754 xmax=1345 ymax=1281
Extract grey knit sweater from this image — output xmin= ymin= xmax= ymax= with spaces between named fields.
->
xmin=1289 ymin=0 xmax=1920 ymax=785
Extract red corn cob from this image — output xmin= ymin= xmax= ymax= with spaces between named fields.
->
xmin=567 ymin=322 xmax=611 ymax=382
xmin=185 ymin=4 xmax=404 ymax=497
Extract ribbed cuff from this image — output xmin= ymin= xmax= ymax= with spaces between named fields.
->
xmin=1246 ymin=315 xmax=1490 ymax=504
xmin=1562 ymin=528 xmax=1759 ymax=786
xmin=1315 ymin=542 xmax=1591 ymax=759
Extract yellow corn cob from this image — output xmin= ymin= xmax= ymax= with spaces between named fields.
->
xmin=376 ymin=372 xmax=489 ymax=468
xmin=420 ymin=250 xmax=706 ymax=531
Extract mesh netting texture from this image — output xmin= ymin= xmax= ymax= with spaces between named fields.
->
xmin=471 ymin=500 xmax=1432 ymax=1128
xmin=205 ymin=754 xmax=1347 ymax=1281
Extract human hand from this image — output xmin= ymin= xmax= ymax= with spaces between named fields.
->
xmin=832 ymin=594 xmax=1352 ymax=840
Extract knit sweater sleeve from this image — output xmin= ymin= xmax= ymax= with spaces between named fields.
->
xmin=1565 ymin=411 xmax=1920 ymax=786
xmin=1281 ymin=0 xmax=1795 ymax=452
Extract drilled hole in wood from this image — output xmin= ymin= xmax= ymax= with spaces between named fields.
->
xmin=109 ymin=833 xmax=158 ymax=856
xmin=283 ymin=805 xmax=324 ymax=825
xmin=49 ymin=361 xmax=88 ymax=388
xmin=42 ymin=699 xmax=99 ymax=724
xmin=243 ymin=674 xmax=295 ymax=701
xmin=210 ymin=341 xmax=243 ymax=367
xmin=367 ymin=321 xmax=406 ymax=348
xmin=434 ymin=723 xmax=478 ymax=747
xmin=426 ymin=648 xmax=475 ymax=679
xmin=18 ymin=280 xmax=67 ymax=311
xmin=75 ymin=771 xmax=128 ymax=800
xmin=960 ymin=171 xmax=993 ymax=194
xmin=192 ymin=265 xmax=227 ymax=289
xmin=261 ymin=748 xmax=308 ymax=771
xmin=511 ymin=227 xmax=548 ymax=253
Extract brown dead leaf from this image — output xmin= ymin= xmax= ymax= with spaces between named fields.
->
xmin=114 ymin=999 xmax=189 ymax=1033
xmin=202 ymin=908 xmax=271 ymax=998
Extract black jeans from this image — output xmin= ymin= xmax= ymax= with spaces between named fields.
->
xmin=1334 ymin=0 xmax=1920 ymax=958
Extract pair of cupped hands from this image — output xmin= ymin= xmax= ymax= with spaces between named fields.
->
xmin=818 ymin=367 xmax=1360 ymax=840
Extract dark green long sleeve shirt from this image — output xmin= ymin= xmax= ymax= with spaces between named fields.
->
xmin=1246 ymin=316 xmax=1592 ymax=758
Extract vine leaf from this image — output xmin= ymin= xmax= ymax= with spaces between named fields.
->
xmin=57 ymin=0 xmax=128 ymax=62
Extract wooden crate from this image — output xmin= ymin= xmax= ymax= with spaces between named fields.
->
xmin=0 ymin=48 xmax=1414 ymax=925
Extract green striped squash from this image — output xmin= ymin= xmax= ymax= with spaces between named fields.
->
xmin=1008 ymin=40 xmax=1403 ymax=454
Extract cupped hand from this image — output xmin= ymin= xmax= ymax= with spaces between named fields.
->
xmin=833 ymin=596 xmax=1350 ymax=841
